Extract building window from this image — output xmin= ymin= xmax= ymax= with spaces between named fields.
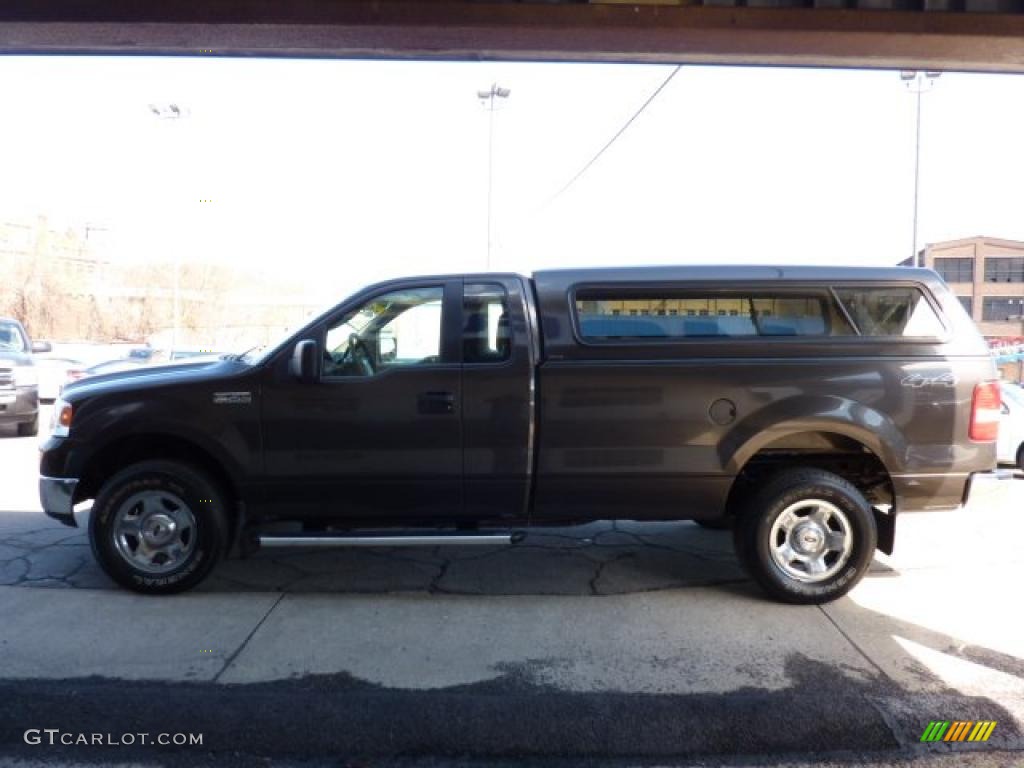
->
xmin=982 ymin=296 xmax=1024 ymax=322
xmin=934 ymin=257 xmax=974 ymax=284
xmin=957 ymin=296 xmax=973 ymax=316
xmin=984 ymin=257 xmax=1024 ymax=283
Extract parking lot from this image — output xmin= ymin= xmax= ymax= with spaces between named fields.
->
xmin=1 ymin=408 xmax=1023 ymax=766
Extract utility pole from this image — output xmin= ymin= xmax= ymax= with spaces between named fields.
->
xmin=900 ymin=71 xmax=941 ymax=268
xmin=477 ymin=83 xmax=510 ymax=271
xmin=148 ymin=103 xmax=189 ymax=351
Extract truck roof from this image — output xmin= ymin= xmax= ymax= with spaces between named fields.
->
xmin=359 ymin=265 xmax=942 ymax=292
xmin=532 ymin=264 xmax=941 ymax=284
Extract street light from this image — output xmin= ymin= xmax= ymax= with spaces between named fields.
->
xmin=901 ymin=71 xmax=941 ymax=268
xmin=148 ymin=102 xmax=189 ymax=352
xmin=477 ymin=83 xmax=511 ymax=271
xmin=148 ymin=103 xmax=189 ymax=119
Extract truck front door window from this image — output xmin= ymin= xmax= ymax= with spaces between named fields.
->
xmin=324 ymin=287 xmax=443 ymax=377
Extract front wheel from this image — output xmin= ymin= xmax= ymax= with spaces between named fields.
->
xmin=733 ymin=468 xmax=876 ymax=605
xmin=17 ymin=414 xmax=39 ymax=437
xmin=89 ymin=460 xmax=229 ymax=594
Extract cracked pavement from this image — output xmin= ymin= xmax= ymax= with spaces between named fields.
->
xmin=0 ymin=512 xmax=751 ymax=595
xmin=2 ymin=414 xmax=1024 ymax=764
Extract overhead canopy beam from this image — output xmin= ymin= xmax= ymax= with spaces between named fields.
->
xmin=1 ymin=0 xmax=1024 ymax=73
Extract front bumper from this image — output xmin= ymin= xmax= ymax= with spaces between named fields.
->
xmin=40 ymin=475 xmax=79 ymax=527
xmin=0 ymin=386 xmax=38 ymax=424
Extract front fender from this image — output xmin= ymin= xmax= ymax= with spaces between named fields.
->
xmin=62 ymin=390 xmax=257 ymax=483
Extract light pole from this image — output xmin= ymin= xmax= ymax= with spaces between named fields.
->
xmin=900 ymin=71 xmax=941 ymax=268
xmin=477 ymin=83 xmax=510 ymax=271
xmin=148 ymin=103 xmax=189 ymax=351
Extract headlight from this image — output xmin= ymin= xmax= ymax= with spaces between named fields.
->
xmin=13 ymin=365 xmax=37 ymax=387
xmin=51 ymin=398 xmax=73 ymax=437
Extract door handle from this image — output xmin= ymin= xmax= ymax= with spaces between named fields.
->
xmin=418 ymin=391 xmax=456 ymax=415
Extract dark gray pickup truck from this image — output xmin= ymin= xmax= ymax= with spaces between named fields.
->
xmin=39 ymin=266 xmax=1000 ymax=602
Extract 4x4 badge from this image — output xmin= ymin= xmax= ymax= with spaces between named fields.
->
xmin=212 ymin=391 xmax=252 ymax=405
xmin=901 ymin=373 xmax=957 ymax=388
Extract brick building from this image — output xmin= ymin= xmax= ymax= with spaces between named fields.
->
xmin=902 ymin=236 xmax=1024 ymax=381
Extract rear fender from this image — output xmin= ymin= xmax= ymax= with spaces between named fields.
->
xmin=720 ymin=395 xmax=904 ymax=476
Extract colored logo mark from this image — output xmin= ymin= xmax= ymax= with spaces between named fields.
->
xmin=920 ymin=720 xmax=997 ymax=742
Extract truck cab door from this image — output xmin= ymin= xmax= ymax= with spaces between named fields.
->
xmin=259 ymin=279 xmax=463 ymax=523
xmin=460 ymin=277 xmax=537 ymax=524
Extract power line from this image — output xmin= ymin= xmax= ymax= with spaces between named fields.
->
xmin=546 ymin=65 xmax=682 ymax=206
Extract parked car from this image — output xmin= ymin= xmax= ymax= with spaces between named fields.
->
xmin=0 ymin=316 xmax=50 ymax=436
xmin=34 ymin=356 xmax=85 ymax=403
xmin=997 ymin=381 xmax=1024 ymax=470
xmin=126 ymin=346 xmax=157 ymax=362
xmin=39 ymin=266 xmax=1001 ymax=601
xmin=170 ymin=348 xmax=220 ymax=361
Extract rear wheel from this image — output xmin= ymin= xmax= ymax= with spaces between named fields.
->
xmin=733 ymin=467 xmax=876 ymax=604
xmin=89 ymin=460 xmax=229 ymax=594
xmin=1017 ymin=444 xmax=1024 ymax=472
xmin=17 ymin=414 xmax=38 ymax=437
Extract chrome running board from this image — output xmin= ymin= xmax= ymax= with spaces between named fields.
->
xmin=258 ymin=532 xmax=522 ymax=548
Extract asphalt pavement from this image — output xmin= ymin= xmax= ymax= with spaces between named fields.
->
xmin=1 ymin=411 xmax=1022 ymax=766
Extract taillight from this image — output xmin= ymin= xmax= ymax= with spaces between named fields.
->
xmin=969 ymin=381 xmax=1001 ymax=442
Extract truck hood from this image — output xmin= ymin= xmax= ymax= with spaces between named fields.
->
xmin=0 ymin=350 xmax=33 ymax=368
xmin=62 ymin=357 xmax=250 ymax=399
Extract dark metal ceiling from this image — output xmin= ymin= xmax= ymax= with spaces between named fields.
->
xmin=1 ymin=0 xmax=1023 ymax=72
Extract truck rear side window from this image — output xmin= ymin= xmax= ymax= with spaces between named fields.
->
xmin=574 ymin=291 xmax=854 ymax=340
xmin=832 ymin=287 xmax=945 ymax=337
xmin=463 ymin=283 xmax=511 ymax=363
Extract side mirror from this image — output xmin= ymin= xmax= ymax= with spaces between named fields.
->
xmin=31 ymin=340 xmax=52 ymax=354
xmin=289 ymin=339 xmax=319 ymax=384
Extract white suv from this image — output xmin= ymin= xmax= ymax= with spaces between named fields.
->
xmin=998 ymin=381 xmax=1024 ymax=470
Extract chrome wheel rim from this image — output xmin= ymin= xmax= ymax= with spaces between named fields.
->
xmin=769 ymin=499 xmax=853 ymax=583
xmin=112 ymin=490 xmax=197 ymax=574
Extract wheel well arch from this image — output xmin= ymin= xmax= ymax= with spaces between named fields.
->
xmin=723 ymin=429 xmax=895 ymax=517
xmin=77 ymin=433 xmax=241 ymax=519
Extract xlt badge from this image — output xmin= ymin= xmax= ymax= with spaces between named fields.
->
xmin=212 ymin=391 xmax=252 ymax=405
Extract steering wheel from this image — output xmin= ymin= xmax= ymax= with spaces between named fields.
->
xmin=348 ymin=333 xmax=374 ymax=376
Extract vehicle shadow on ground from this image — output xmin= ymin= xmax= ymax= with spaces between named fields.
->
xmin=0 ymin=515 xmax=750 ymax=593
xmin=206 ymin=520 xmax=757 ymax=595
xmin=0 ymin=514 xmax=928 ymax=595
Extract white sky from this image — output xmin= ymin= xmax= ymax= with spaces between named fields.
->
xmin=2 ymin=56 xmax=1023 ymax=301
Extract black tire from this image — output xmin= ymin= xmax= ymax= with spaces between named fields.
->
xmin=733 ymin=467 xmax=876 ymax=605
xmin=1017 ymin=444 xmax=1024 ymax=472
xmin=17 ymin=414 xmax=39 ymax=437
xmin=89 ymin=460 xmax=229 ymax=594
xmin=694 ymin=518 xmax=732 ymax=531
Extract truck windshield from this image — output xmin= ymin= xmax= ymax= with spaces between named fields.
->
xmin=0 ymin=322 xmax=27 ymax=352
xmin=235 ymin=299 xmax=344 ymax=365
